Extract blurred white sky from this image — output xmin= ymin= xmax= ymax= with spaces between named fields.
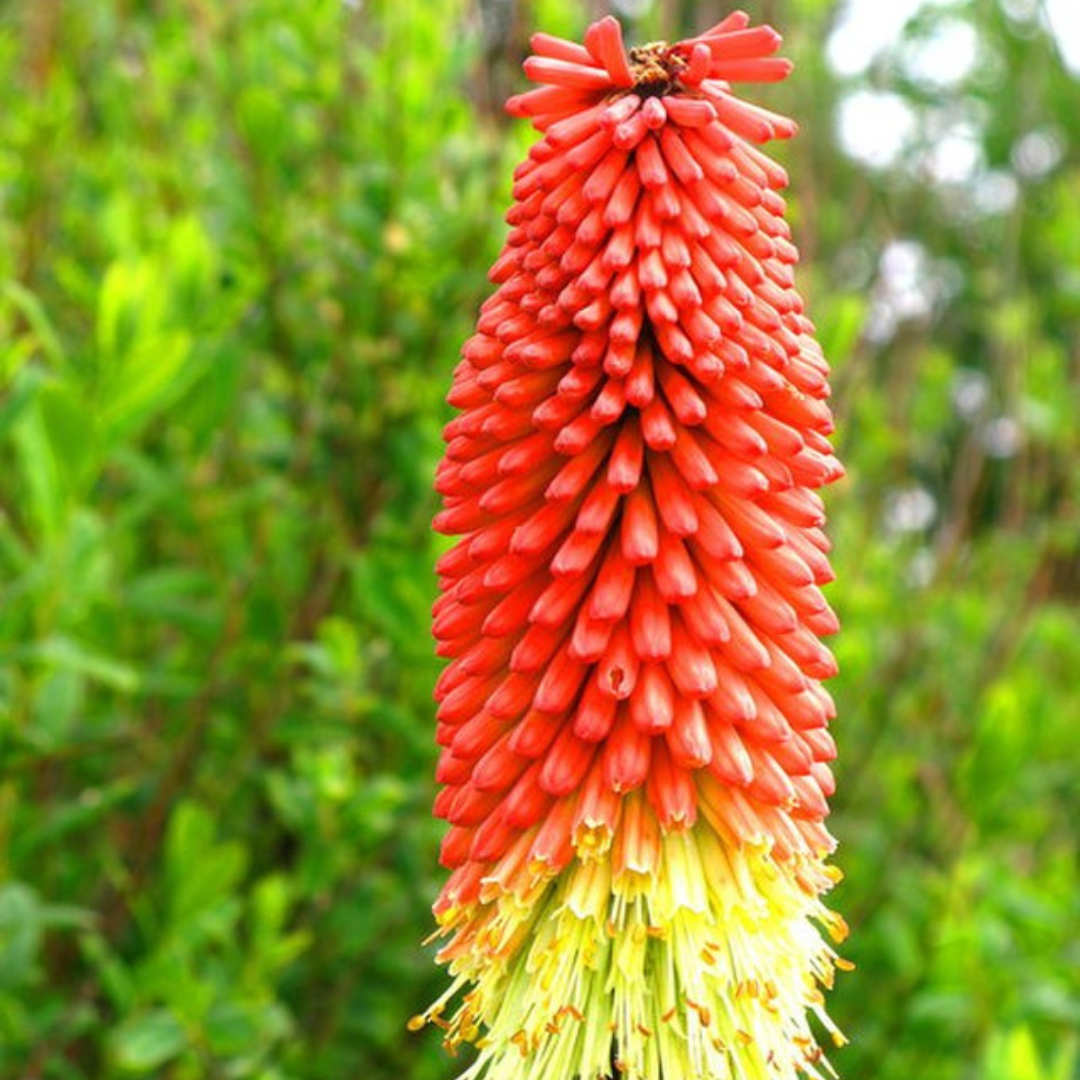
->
xmin=1043 ymin=0 xmax=1080 ymax=71
xmin=830 ymin=0 xmax=1076 ymax=180
xmin=824 ymin=0 xmax=1078 ymax=349
xmin=830 ymin=0 xmax=1080 ymax=73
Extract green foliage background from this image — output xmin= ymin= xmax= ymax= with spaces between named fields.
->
xmin=0 ymin=0 xmax=1077 ymax=1077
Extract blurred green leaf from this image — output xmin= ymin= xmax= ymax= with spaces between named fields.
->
xmin=0 ymin=884 xmax=42 ymax=992
xmin=111 ymin=1010 xmax=187 ymax=1072
xmin=28 ymin=635 xmax=139 ymax=693
xmin=1 ymin=281 xmax=66 ymax=372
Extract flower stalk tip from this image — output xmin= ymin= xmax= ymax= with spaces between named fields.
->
xmin=426 ymin=11 xmax=848 ymax=1079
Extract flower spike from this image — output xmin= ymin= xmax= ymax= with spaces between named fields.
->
xmin=424 ymin=11 xmax=848 ymax=1080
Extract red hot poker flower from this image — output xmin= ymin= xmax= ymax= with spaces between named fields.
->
xmin=421 ymin=12 xmax=849 ymax=1080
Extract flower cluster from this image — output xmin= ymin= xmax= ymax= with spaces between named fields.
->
xmin=422 ymin=12 xmax=848 ymax=1079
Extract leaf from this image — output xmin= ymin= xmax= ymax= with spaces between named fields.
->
xmin=96 ymin=260 xmax=153 ymax=368
xmin=164 ymin=802 xmax=248 ymax=927
xmin=237 ymin=86 xmax=283 ymax=158
xmin=124 ymin=567 xmax=218 ymax=633
xmin=12 ymin=381 xmax=100 ymax=535
xmin=816 ymin=294 xmax=866 ymax=371
xmin=2 ymin=281 xmax=67 ymax=371
xmin=981 ymin=1026 xmax=1045 ymax=1080
xmin=80 ymin=931 xmax=136 ymax=1013
xmin=204 ymin=1000 xmax=259 ymax=1055
xmin=98 ymin=331 xmax=194 ymax=444
xmin=40 ymin=381 xmax=97 ymax=488
xmin=18 ymin=780 xmax=138 ymax=856
xmin=0 ymin=884 xmax=43 ymax=991
xmin=93 ymin=221 xmax=217 ymax=445
xmin=29 ymin=635 xmax=140 ymax=693
xmin=165 ymin=216 xmax=215 ymax=318
xmin=112 ymin=1009 xmax=187 ymax=1072
xmin=164 ymin=801 xmax=215 ymax=874
xmin=0 ymin=365 xmax=45 ymax=440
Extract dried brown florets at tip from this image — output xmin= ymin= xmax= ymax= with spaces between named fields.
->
xmin=627 ymin=42 xmax=688 ymax=96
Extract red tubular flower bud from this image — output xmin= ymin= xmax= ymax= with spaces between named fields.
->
xmin=628 ymin=661 xmax=675 ymax=733
xmin=573 ymin=759 xmax=622 ymax=854
xmin=584 ymin=17 xmax=635 ymax=88
xmin=602 ymin=704 xmax=652 ymax=792
xmin=646 ymin=739 xmax=698 ymax=828
xmin=506 ymin=707 xmax=562 ymax=758
xmin=572 ymin=675 xmax=620 ymax=742
xmin=424 ymin=13 xmax=849 ymax=1080
xmin=666 ymin=696 xmax=713 ymax=770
